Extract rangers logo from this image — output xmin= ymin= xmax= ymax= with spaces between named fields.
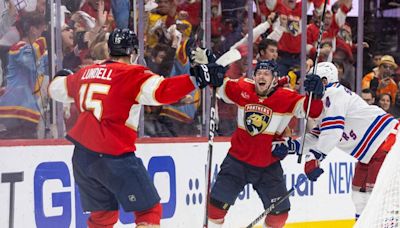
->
xmin=244 ymin=104 xmax=272 ymax=136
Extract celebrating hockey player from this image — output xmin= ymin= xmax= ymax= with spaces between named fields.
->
xmin=47 ymin=28 xmax=223 ymax=228
xmin=191 ymin=58 xmax=324 ymax=228
xmin=300 ymin=62 xmax=399 ymax=220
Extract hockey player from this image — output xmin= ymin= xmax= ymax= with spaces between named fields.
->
xmin=48 ymin=28 xmax=224 ymax=228
xmin=193 ymin=59 xmax=324 ymax=228
xmin=301 ymin=62 xmax=399 ymax=220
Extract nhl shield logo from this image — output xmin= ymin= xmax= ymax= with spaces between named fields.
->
xmin=244 ymin=104 xmax=272 ymax=136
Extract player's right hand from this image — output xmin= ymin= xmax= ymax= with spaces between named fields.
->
xmin=304 ymin=73 xmax=324 ymax=99
xmin=190 ymin=47 xmax=216 ymax=65
xmin=190 ymin=63 xmax=225 ymax=89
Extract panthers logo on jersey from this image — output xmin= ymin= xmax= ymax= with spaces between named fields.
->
xmin=244 ymin=104 xmax=272 ymax=136
xmin=287 ymin=16 xmax=301 ymax=36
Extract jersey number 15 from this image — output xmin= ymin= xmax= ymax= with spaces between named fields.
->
xmin=79 ymin=83 xmax=111 ymax=120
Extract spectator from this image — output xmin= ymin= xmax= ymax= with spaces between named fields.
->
xmin=362 ymin=55 xmax=398 ymax=104
xmin=389 ymin=91 xmax=400 ymax=118
xmin=0 ymin=11 xmax=48 ymax=139
xmin=258 ymin=38 xmax=278 ymax=61
xmin=261 ymin=0 xmax=324 ymax=75
xmin=361 ymin=88 xmax=376 ymax=105
xmin=80 ymin=0 xmax=111 ymax=21
xmin=158 ymin=22 xmax=201 ymax=136
xmin=334 ymin=61 xmax=352 ymax=90
xmin=307 ymin=0 xmax=352 ymax=61
xmin=0 ymin=1 xmax=17 ymax=39
xmin=377 ymin=93 xmax=392 ymax=112
xmin=145 ymin=44 xmax=174 ymax=76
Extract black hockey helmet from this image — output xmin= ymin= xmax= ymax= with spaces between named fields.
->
xmin=108 ymin=28 xmax=138 ymax=57
xmin=254 ymin=60 xmax=279 ymax=77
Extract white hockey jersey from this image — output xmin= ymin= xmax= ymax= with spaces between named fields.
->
xmin=307 ymin=83 xmax=398 ymax=164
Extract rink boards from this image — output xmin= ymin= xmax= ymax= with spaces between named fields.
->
xmin=0 ymin=139 xmax=357 ymax=227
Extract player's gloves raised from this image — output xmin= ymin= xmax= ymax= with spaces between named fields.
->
xmin=272 ymin=137 xmax=301 ymax=160
xmin=190 ymin=47 xmax=217 ymax=65
xmin=304 ymin=74 xmax=324 ymax=99
xmin=304 ymin=149 xmax=326 ymax=181
xmin=190 ymin=63 xmax=226 ymax=89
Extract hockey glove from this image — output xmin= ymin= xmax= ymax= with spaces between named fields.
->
xmin=304 ymin=74 xmax=324 ymax=99
xmin=190 ymin=47 xmax=217 ymax=65
xmin=304 ymin=149 xmax=326 ymax=181
xmin=272 ymin=137 xmax=301 ymax=160
xmin=190 ymin=63 xmax=226 ymax=89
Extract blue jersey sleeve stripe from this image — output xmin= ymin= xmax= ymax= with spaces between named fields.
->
xmin=320 ymin=125 xmax=345 ymax=131
xmin=322 ymin=116 xmax=345 ymax=122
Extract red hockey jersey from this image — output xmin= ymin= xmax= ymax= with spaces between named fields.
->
xmin=217 ymin=77 xmax=322 ymax=167
xmin=48 ymin=61 xmax=195 ymax=155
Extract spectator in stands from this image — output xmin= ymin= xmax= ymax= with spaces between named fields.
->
xmin=361 ymin=88 xmax=376 ymax=105
xmin=258 ymin=38 xmax=278 ymax=61
xmin=334 ymin=61 xmax=352 ymax=90
xmin=158 ymin=21 xmax=201 ymax=136
xmin=260 ymin=0 xmax=324 ymax=75
xmin=362 ymin=55 xmax=398 ymax=104
xmin=80 ymin=0 xmax=111 ymax=21
xmin=0 ymin=12 xmax=48 ymax=139
xmin=146 ymin=44 xmax=174 ymax=76
xmin=389 ymin=91 xmax=400 ymax=118
xmin=372 ymin=53 xmax=383 ymax=68
xmin=0 ymin=1 xmax=17 ymax=39
xmin=307 ymin=0 xmax=352 ymax=62
xmin=61 ymin=25 xmax=82 ymax=71
xmin=178 ymin=0 xmax=201 ymax=31
xmin=377 ymin=93 xmax=392 ymax=112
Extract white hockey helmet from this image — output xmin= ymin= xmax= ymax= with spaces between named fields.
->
xmin=309 ymin=62 xmax=339 ymax=84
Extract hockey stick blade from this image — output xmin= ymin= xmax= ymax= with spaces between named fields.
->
xmin=245 ymin=175 xmax=308 ymax=228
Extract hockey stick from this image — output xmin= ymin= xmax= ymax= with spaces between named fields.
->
xmin=245 ymin=175 xmax=308 ymax=228
xmin=297 ymin=0 xmax=329 ymax=164
xmin=202 ymin=51 xmax=242 ymax=228
xmin=202 ymin=87 xmax=217 ymax=228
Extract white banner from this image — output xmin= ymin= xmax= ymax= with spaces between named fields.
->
xmin=0 ymin=142 xmax=356 ymax=227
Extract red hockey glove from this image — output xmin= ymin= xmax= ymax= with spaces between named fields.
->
xmin=304 ymin=149 xmax=326 ymax=181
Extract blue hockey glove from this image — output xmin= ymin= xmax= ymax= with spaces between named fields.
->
xmin=190 ymin=63 xmax=226 ymax=89
xmin=304 ymin=149 xmax=326 ymax=181
xmin=304 ymin=74 xmax=324 ymax=99
xmin=272 ymin=137 xmax=301 ymax=160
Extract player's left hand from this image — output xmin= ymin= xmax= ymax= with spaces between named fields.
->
xmin=304 ymin=149 xmax=326 ymax=181
xmin=272 ymin=137 xmax=301 ymax=160
xmin=190 ymin=63 xmax=225 ymax=89
xmin=304 ymin=73 xmax=324 ymax=99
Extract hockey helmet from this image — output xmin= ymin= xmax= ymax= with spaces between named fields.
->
xmin=309 ymin=62 xmax=338 ymax=84
xmin=108 ymin=28 xmax=138 ymax=57
xmin=254 ymin=60 xmax=279 ymax=77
